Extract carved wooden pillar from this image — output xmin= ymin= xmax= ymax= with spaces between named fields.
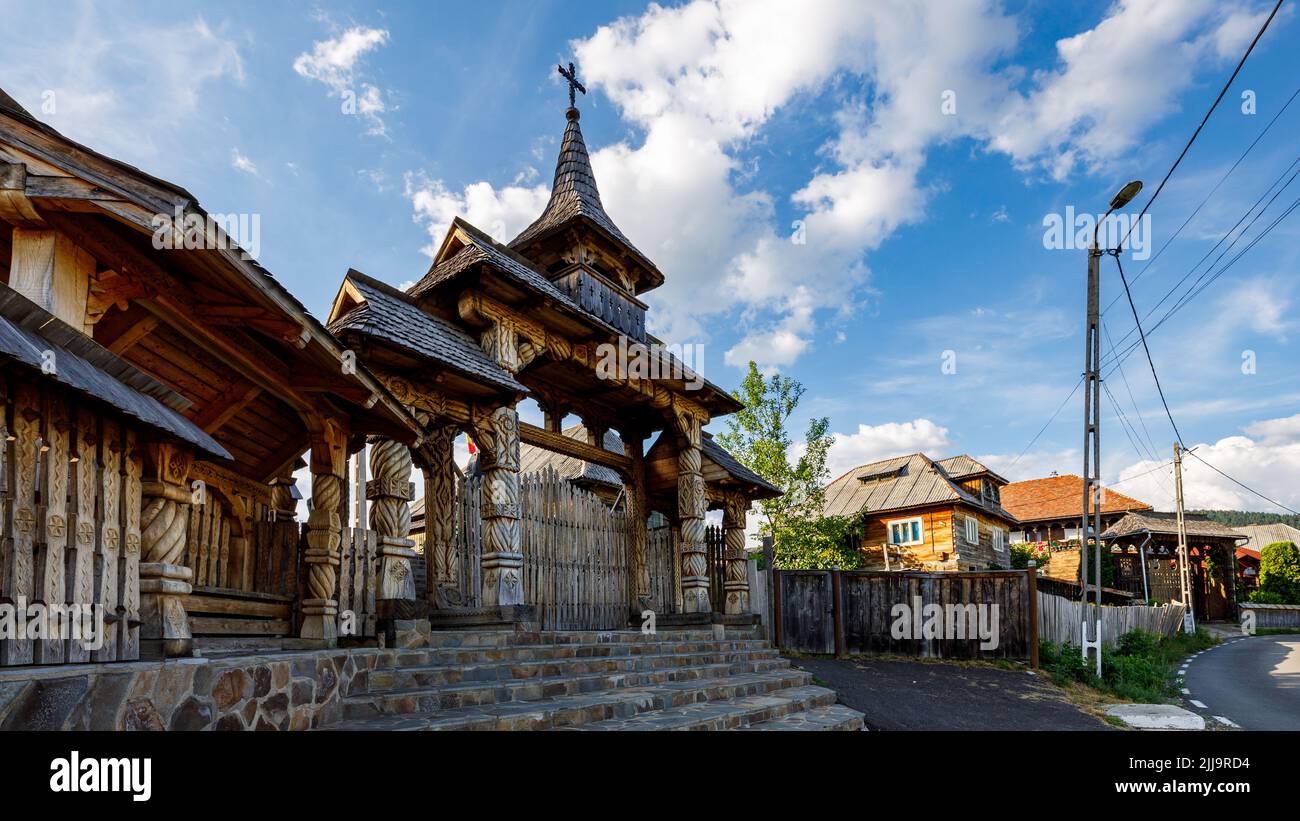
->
xmin=673 ymin=409 xmax=710 ymax=613
xmin=368 ymin=438 xmax=416 ymax=613
xmin=423 ymin=424 xmax=459 ymax=606
xmin=300 ymin=419 xmax=347 ymax=644
xmin=472 ymin=404 xmax=523 ymax=607
xmin=139 ymin=441 xmax=194 ymax=658
xmin=723 ymin=494 xmax=750 ymax=615
xmin=622 ymin=428 xmax=650 ymax=614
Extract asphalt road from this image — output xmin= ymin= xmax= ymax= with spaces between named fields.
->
xmin=1182 ymin=633 xmax=1300 ymax=730
xmin=792 ymin=656 xmax=1112 ymax=731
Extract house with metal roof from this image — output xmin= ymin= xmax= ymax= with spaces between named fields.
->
xmin=822 ymin=453 xmax=1019 ymax=571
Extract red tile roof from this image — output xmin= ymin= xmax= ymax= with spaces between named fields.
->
xmin=1001 ymin=474 xmax=1152 ymax=523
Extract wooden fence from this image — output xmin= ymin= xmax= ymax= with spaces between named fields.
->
xmin=774 ymin=569 xmax=1035 ymax=660
xmin=337 ymin=526 xmax=379 ymax=638
xmin=1036 ymin=591 xmax=1186 ymax=647
xmin=1 ymin=379 xmax=143 ymax=665
xmin=457 ymin=468 xmax=631 ymax=630
xmin=646 ymin=522 xmax=675 ymax=614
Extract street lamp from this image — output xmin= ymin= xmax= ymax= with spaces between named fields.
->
xmin=1081 ymin=179 xmax=1142 ymax=677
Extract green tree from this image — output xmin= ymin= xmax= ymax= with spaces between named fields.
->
xmin=1255 ymin=541 xmax=1300 ymax=604
xmin=717 ymin=361 xmax=863 ymax=569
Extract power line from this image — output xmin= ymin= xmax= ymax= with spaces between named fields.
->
xmin=1103 ymin=320 xmax=1161 ymax=463
xmin=1108 ymin=250 xmax=1184 ymax=446
xmin=1116 ymin=0 xmax=1286 ymax=252
xmin=1102 ymin=79 xmax=1300 ymax=317
xmin=1008 ymin=375 xmax=1083 ymax=468
xmin=1185 ymin=449 xmax=1300 ymax=515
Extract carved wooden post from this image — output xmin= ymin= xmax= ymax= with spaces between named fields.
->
xmin=368 ymin=438 xmax=416 ymax=614
xmin=139 ymin=441 xmax=194 ymax=658
xmin=723 ymin=494 xmax=751 ymax=615
xmin=423 ymin=424 xmax=459 ymax=605
xmin=473 ymin=404 xmax=523 ymax=607
xmin=673 ymin=409 xmax=710 ymax=613
xmin=622 ymin=428 xmax=650 ymax=615
xmin=301 ymin=419 xmax=347 ymax=645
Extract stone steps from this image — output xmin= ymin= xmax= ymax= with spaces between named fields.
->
xmin=327 ymin=669 xmax=817 ymax=731
xmin=366 ymin=648 xmax=783 ymax=690
xmin=317 ymin=628 xmax=865 ymax=732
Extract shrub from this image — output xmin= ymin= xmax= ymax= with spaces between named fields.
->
xmin=1115 ymin=628 xmax=1160 ymax=658
xmin=1011 ymin=542 xmax=1051 ymax=569
xmin=1257 ymin=541 xmax=1300 ymax=604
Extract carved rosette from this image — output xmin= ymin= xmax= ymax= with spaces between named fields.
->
xmin=722 ymin=495 xmax=750 ymax=615
xmin=475 ymin=405 xmax=523 ymax=607
xmin=674 ymin=410 xmax=711 ymax=614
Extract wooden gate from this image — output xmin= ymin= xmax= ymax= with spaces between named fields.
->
xmin=455 ymin=467 xmax=631 ymax=629
xmin=337 ymin=526 xmax=378 ymax=638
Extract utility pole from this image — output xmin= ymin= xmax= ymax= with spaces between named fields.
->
xmin=1080 ymin=180 xmax=1142 ymax=678
xmin=1173 ymin=442 xmax=1195 ymax=633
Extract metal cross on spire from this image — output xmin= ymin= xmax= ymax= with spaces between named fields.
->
xmin=558 ymin=61 xmax=586 ymax=108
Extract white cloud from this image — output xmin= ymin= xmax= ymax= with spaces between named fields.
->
xmin=230 ymin=148 xmax=258 ymax=176
xmin=1117 ymin=413 xmax=1300 ymax=512
xmin=403 ymin=173 xmax=549 ymax=256
xmin=0 ymin=15 xmax=242 ymax=164
xmin=823 ymin=418 xmax=953 ymax=479
xmin=293 ymin=25 xmax=391 ymax=136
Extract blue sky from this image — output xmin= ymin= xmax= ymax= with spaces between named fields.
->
xmin=4 ymin=0 xmax=1299 ymax=513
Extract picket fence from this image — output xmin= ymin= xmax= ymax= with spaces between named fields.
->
xmin=1036 ymin=591 xmax=1186 ymax=647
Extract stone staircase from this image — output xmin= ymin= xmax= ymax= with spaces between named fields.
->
xmin=320 ymin=627 xmax=864 ymax=731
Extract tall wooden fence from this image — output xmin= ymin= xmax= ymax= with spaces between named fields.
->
xmin=1 ymin=380 xmax=144 ymax=666
xmin=456 ymin=468 xmax=631 ymax=630
xmin=774 ymin=569 xmax=1034 ymax=660
xmin=1036 ymin=592 xmax=1185 ymax=647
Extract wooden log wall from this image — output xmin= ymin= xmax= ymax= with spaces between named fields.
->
xmin=1 ymin=375 xmax=143 ymax=665
xmin=1036 ymin=591 xmax=1186 ymax=647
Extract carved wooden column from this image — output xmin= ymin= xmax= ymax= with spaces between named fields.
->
xmin=300 ymin=419 xmax=347 ymax=644
xmin=423 ymin=424 xmax=459 ymax=606
xmin=673 ymin=409 xmax=710 ymax=613
xmin=622 ymin=428 xmax=650 ymax=614
xmin=139 ymin=441 xmax=194 ymax=658
xmin=368 ymin=438 xmax=417 ymax=614
xmin=723 ymin=494 xmax=750 ymax=615
xmin=472 ymin=404 xmax=523 ymax=607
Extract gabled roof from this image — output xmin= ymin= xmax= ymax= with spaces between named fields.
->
xmin=700 ymin=432 xmax=781 ymax=498
xmin=508 ymin=108 xmax=663 ymax=292
xmin=1233 ymin=523 xmax=1300 ymax=552
xmin=0 ymin=286 xmax=229 ymax=460
xmin=408 ymin=217 xmax=578 ymax=307
xmin=1002 ymin=474 xmax=1152 ymax=523
xmin=822 ymin=453 xmax=1017 ymax=522
xmin=934 ymin=454 xmax=1007 ymax=484
xmin=328 ymin=270 xmax=524 ymax=394
xmin=1101 ymin=511 xmax=1245 ymax=542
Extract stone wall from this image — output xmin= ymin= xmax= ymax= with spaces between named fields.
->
xmin=0 ymin=646 xmax=384 ymax=731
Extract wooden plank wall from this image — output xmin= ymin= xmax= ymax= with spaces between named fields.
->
xmin=1036 ymin=591 xmax=1185 ymax=647
xmin=646 ymin=523 xmax=675 ymax=615
xmin=1 ymin=375 xmax=142 ymax=665
xmin=336 ymin=526 xmax=378 ymax=638
xmin=774 ymin=569 xmax=1033 ymax=659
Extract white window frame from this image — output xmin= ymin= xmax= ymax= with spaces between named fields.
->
xmin=1063 ymin=526 xmax=1081 ymax=541
xmin=887 ymin=516 xmax=924 ymax=546
xmin=964 ymin=516 xmax=979 ymax=544
xmin=993 ymin=527 xmax=1006 ymax=553
xmin=1010 ymin=530 xmax=1025 ymax=544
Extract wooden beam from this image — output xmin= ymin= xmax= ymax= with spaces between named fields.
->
xmin=105 ymin=314 xmax=159 ymax=354
xmin=519 ymin=421 xmax=631 ymax=474
xmin=191 ymin=380 xmax=262 ymax=433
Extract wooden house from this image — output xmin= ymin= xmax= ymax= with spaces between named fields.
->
xmin=822 ymin=454 xmax=1019 ymax=571
xmin=1001 ymin=473 xmax=1152 ymax=543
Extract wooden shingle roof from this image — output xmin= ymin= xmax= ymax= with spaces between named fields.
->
xmin=1101 ymin=511 xmax=1244 ymax=541
xmin=822 ymin=453 xmax=1017 ymax=522
xmin=329 ymin=270 xmax=524 ymax=394
xmin=1002 ymin=474 xmax=1152 ymax=523
xmin=508 ymin=108 xmax=663 ymax=290
xmin=518 ymin=424 xmax=624 ymax=489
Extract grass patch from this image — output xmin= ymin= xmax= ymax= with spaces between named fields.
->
xmin=1249 ymin=627 xmax=1300 ymax=636
xmin=1039 ymin=627 xmax=1219 ymax=703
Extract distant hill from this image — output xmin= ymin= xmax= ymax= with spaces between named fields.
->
xmin=1191 ymin=509 xmax=1300 ymax=529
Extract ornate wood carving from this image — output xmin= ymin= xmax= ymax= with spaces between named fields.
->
xmin=722 ymin=494 xmax=750 ymax=615
xmin=673 ymin=409 xmax=710 ymax=613
xmin=367 ymin=438 xmax=417 ymax=603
